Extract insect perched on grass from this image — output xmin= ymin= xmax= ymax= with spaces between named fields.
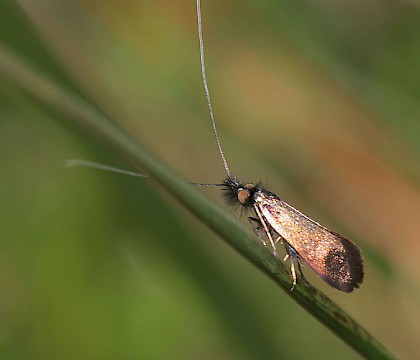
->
xmin=194 ymin=0 xmax=364 ymax=292
xmin=68 ymin=1 xmax=364 ymax=293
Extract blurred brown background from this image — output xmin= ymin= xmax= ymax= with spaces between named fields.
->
xmin=0 ymin=0 xmax=419 ymax=359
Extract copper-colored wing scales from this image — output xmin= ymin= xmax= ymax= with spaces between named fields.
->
xmin=254 ymin=191 xmax=364 ymax=292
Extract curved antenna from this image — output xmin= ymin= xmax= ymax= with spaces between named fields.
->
xmin=65 ymin=159 xmax=147 ymax=177
xmin=196 ymin=0 xmax=232 ymax=179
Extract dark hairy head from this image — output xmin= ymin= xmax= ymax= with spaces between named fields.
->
xmin=221 ymin=177 xmax=260 ymax=208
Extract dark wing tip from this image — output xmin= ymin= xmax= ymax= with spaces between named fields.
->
xmin=323 ymin=233 xmax=364 ymax=293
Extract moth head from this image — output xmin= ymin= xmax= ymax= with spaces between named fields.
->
xmin=222 ymin=177 xmax=257 ymax=207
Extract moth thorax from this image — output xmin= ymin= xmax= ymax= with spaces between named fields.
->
xmin=237 ymin=183 xmax=256 ymax=205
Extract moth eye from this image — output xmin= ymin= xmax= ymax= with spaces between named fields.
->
xmin=237 ymin=189 xmax=250 ymax=204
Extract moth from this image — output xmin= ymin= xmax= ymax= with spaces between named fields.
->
xmin=195 ymin=0 xmax=364 ymax=292
xmin=68 ymin=1 xmax=364 ymax=293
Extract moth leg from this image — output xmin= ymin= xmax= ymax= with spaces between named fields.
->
xmin=290 ymin=263 xmax=297 ymax=291
xmin=274 ymin=236 xmax=283 ymax=245
xmin=275 ymin=235 xmax=292 ymax=263
xmin=296 ymin=256 xmax=305 ymax=280
xmin=284 ymin=243 xmax=307 ymax=290
xmin=253 ymin=205 xmax=280 ymax=259
xmin=248 ymin=217 xmax=268 ymax=247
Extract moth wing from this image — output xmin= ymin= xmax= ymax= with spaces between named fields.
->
xmin=255 ymin=193 xmax=363 ymax=292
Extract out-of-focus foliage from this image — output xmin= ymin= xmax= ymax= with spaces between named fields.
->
xmin=0 ymin=1 xmax=419 ymax=359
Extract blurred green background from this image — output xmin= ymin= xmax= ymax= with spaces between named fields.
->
xmin=1 ymin=0 xmax=420 ymax=359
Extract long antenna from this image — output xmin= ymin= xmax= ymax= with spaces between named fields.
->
xmin=65 ymin=159 xmax=147 ymax=177
xmin=196 ymin=0 xmax=232 ymax=179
